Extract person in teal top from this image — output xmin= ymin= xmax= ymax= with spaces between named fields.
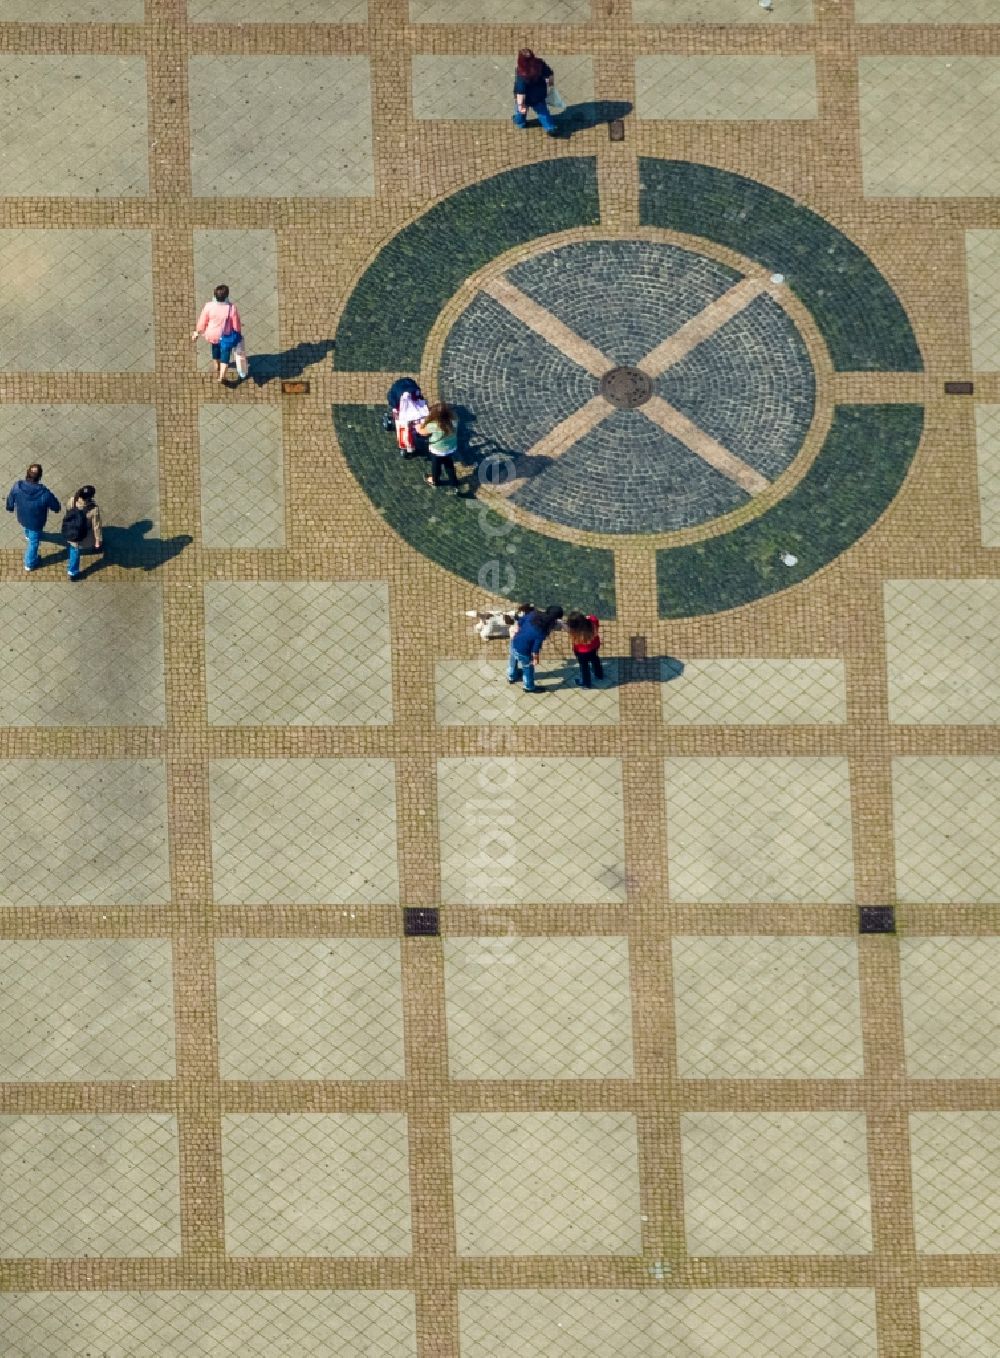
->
xmin=416 ymin=402 xmax=461 ymax=491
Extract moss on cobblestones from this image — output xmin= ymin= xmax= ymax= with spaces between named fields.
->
xmin=333 ymin=405 xmax=617 ymax=616
xmin=639 ymin=159 xmax=923 ymax=374
xmin=657 ymin=404 xmax=925 ymax=617
xmin=335 ymin=159 xmax=600 ymax=372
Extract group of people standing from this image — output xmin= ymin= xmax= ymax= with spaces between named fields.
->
xmin=507 ymin=605 xmax=604 ymax=693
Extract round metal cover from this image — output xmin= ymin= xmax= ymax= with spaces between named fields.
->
xmin=599 ymin=365 xmax=653 ymax=409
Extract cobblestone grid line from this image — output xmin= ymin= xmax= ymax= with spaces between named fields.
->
xmin=1 ymin=0 xmax=1000 ymax=1355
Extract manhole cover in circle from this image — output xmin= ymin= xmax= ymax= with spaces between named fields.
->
xmin=599 ymin=365 xmax=652 ymax=409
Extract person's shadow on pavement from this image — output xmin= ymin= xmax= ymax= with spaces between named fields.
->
xmin=248 ymin=338 xmax=336 ymax=387
xmin=52 ymin=520 xmax=194 ymax=576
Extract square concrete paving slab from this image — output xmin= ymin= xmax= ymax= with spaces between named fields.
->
xmin=885 ymin=579 xmax=1000 ymax=724
xmin=921 ymin=1290 xmax=1000 ymax=1358
xmin=673 ymin=937 xmax=864 ymax=1078
xmin=192 ymin=230 xmax=280 ymax=376
xmin=215 ymin=938 xmax=404 ymax=1080
xmin=901 ymin=938 xmax=1000 ymax=1078
xmin=910 ymin=1113 xmax=1000 ymax=1253
xmin=681 ymin=1112 xmax=873 ymax=1255
xmin=205 ymin=582 xmax=392 ymax=725
xmin=0 ymin=759 xmax=169 ymax=906
xmin=437 ymin=757 xmax=626 ymax=905
xmin=636 ymin=56 xmax=817 ymax=120
xmin=0 ymin=231 xmax=153 ymax=372
xmin=2 ymin=0 xmax=143 ymax=19
xmin=664 ymin=757 xmax=855 ymax=903
xmin=0 ymin=405 xmax=159 ymax=548
xmin=893 ymin=756 xmax=1000 ymax=902
xmin=189 ymin=0 xmax=367 ymax=17
xmin=860 ymin=58 xmax=1000 ymax=197
xmin=222 ymin=1113 xmax=411 ymax=1256
xmin=0 ymin=1291 xmax=417 ymax=1358
xmin=633 ymin=0 xmax=814 ymax=15
xmin=975 ymin=406 xmax=1000 ymax=546
xmin=459 ymin=1289 xmax=877 ymax=1358
xmin=0 ymin=583 xmax=164 ymax=726
xmin=435 ymin=659 xmax=620 ymax=725
xmin=857 ymin=0 xmax=999 ymax=17
xmin=451 ymin=1113 xmax=641 ymax=1256
xmin=413 ymin=55 xmax=594 ymax=122
xmin=0 ymin=939 xmax=174 ymax=1082
xmin=967 ymin=232 xmax=1000 ymax=369
xmin=662 ymin=658 xmax=846 ymax=725
xmin=411 ymin=0 xmax=588 ymax=18
xmin=189 ymin=58 xmax=373 ymax=198
xmin=0 ymin=1114 xmax=179 ymax=1258
xmin=0 ymin=57 xmax=147 ymax=197
xmin=209 ymin=758 xmax=398 ymax=904
xmin=443 ymin=936 xmax=634 ymax=1080
xmin=199 ymin=406 xmax=284 ymax=548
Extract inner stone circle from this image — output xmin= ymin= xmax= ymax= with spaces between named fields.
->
xmin=599 ymin=366 xmax=653 ymax=409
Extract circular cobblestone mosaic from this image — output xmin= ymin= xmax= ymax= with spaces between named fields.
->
xmin=334 ymin=157 xmax=925 ymax=619
xmin=439 ymin=238 xmax=817 ymax=536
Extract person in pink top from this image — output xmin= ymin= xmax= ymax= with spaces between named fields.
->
xmin=191 ymin=283 xmax=248 ymax=385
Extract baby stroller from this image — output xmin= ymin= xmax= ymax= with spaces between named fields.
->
xmin=384 ymin=377 xmax=429 ymax=457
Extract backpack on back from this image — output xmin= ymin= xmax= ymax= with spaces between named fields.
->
xmin=62 ymin=506 xmax=89 ymax=543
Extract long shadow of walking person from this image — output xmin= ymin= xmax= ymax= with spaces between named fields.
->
xmin=76 ymin=519 xmax=193 ymax=576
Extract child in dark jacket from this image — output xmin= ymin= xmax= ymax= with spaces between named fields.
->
xmin=567 ymin=612 xmax=603 ymax=688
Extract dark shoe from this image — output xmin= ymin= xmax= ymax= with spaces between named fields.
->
xmin=546 ymin=127 xmax=561 ymax=138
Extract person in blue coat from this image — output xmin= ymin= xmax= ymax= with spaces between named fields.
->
xmin=5 ymin=463 xmax=61 ymax=573
xmin=507 ymin=605 xmax=564 ymax=693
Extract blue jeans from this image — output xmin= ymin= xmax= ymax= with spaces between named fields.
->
xmin=67 ymin=543 xmax=81 ymax=577
xmin=507 ymin=644 xmax=537 ymax=691
xmin=23 ymin=528 xmax=40 ymax=571
xmin=512 ymin=100 xmax=556 ymax=133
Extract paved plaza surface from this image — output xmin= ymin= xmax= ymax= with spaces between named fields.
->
xmin=1 ymin=1 xmax=1000 ymax=1355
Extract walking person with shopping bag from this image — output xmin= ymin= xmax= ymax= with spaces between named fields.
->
xmin=191 ymin=284 xmax=249 ymax=386
xmin=512 ymin=48 xmax=562 ymax=138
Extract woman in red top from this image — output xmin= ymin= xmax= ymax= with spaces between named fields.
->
xmin=567 ymin=612 xmax=603 ymax=688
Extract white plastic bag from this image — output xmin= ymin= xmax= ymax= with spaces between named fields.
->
xmin=548 ymin=86 xmax=566 ymax=111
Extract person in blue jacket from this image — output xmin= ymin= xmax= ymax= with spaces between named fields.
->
xmin=512 ymin=49 xmax=559 ymax=137
xmin=5 ymin=463 xmax=61 ymax=573
xmin=507 ymin=605 xmax=564 ymax=693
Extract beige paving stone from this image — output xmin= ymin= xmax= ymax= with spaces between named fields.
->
xmin=451 ymin=1113 xmax=641 ymax=1256
xmin=204 ymin=581 xmax=392 ymax=725
xmin=901 ymin=938 xmax=1000 ymax=1079
xmin=0 ymin=1291 xmax=416 ymax=1358
xmin=886 ymin=579 xmax=1000 ymax=724
xmin=910 ymin=1113 xmax=1000 ymax=1253
xmin=0 ymin=57 xmax=147 ymax=198
xmin=443 ymin=936 xmax=634 ymax=1080
xmin=437 ymin=757 xmax=626 ymax=905
xmin=921 ymin=1290 xmax=1000 ymax=1358
xmin=434 ymin=658 xmax=620 ymax=725
xmin=636 ymin=56 xmax=817 ymax=121
xmin=192 ymin=230 xmax=280 ymax=377
xmin=413 ymin=55 xmax=594 ymax=122
xmin=664 ymin=757 xmax=855 ymax=904
xmin=0 ymin=405 xmax=159 ymax=548
xmin=189 ymin=58 xmax=373 ymax=198
xmin=0 ymin=1114 xmax=179 ymax=1258
xmin=662 ymin=658 xmax=846 ymax=725
xmin=857 ymin=0 xmax=1000 ymax=17
xmin=0 ymin=230 xmax=153 ymax=372
xmin=860 ymin=58 xmax=1000 ymax=198
xmin=222 ymin=1114 xmax=411 ymax=1257
xmin=412 ymin=0 xmax=588 ymax=18
xmin=209 ymin=758 xmax=398 ymax=904
xmin=215 ymin=937 xmax=404 ymax=1080
xmin=0 ymin=584 xmax=164 ymax=726
xmin=0 ymin=759 xmax=169 ymax=906
xmin=673 ymin=936 xmax=864 ymax=1079
xmin=0 ymin=939 xmax=174 ymax=1082
xmin=189 ymin=0 xmax=367 ymax=17
xmin=635 ymin=0 xmax=815 ymax=16
xmin=966 ymin=232 xmax=1000 ymax=371
xmin=199 ymin=406 xmax=284 ymax=548
xmin=975 ymin=406 xmax=1000 ymax=546
xmin=3 ymin=0 xmax=143 ymax=20
xmin=459 ymin=1289 xmax=878 ymax=1358
xmin=893 ymin=757 xmax=1000 ymax=903
xmin=681 ymin=1113 xmax=873 ymax=1256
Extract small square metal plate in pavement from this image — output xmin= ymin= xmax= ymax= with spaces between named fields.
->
xmin=944 ymin=380 xmax=974 ymax=395
xmin=404 ymin=907 xmax=440 ymax=937
xmin=859 ymin=905 xmax=895 ymax=934
xmin=609 ymin=119 xmax=625 ymax=143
